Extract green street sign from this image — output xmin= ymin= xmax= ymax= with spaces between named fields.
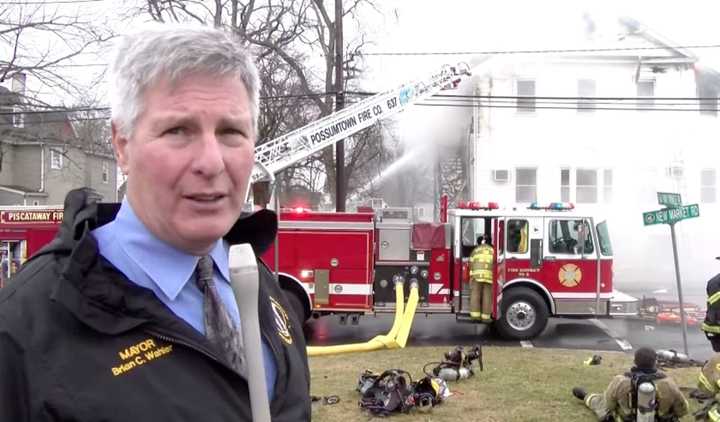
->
xmin=667 ymin=203 xmax=700 ymax=223
xmin=643 ymin=204 xmax=700 ymax=226
xmin=657 ymin=192 xmax=682 ymax=208
xmin=644 ymin=209 xmax=668 ymax=226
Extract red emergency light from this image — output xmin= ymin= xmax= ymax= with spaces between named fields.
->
xmin=280 ymin=206 xmax=310 ymax=213
xmin=457 ymin=201 xmax=499 ymax=210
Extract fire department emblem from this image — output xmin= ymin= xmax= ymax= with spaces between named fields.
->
xmin=270 ymin=297 xmax=293 ymax=345
xmin=558 ymin=264 xmax=582 ymax=288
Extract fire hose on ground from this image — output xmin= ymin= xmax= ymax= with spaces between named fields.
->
xmin=306 ymin=281 xmax=419 ymax=356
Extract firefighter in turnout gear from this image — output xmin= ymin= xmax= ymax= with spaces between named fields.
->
xmin=696 ymin=353 xmax=720 ymax=421
xmin=696 ymin=309 xmax=720 ymax=422
xmin=572 ymin=347 xmax=688 ymax=421
xmin=702 ymin=258 xmax=720 ymax=344
xmin=469 ymin=234 xmax=494 ymax=321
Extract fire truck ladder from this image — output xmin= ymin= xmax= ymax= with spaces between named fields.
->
xmin=255 ymin=64 xmax=471 ymax=355
xmin=251 ymin=63 xmax=471 ymax=183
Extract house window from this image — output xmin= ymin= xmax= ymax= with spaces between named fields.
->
xmin=12 ymin=106 xmax=24 ymax=128
xmin=576 ymin=169 xmax=597 ymax=203
xmin=515 ymin=168 xmax=537 ymax=203
xmin=637 ymin=80 xmax=655 ymax=110
xmin=577 ymin=79 xmax=596 ymax=112
xmin=561 ymin=168 xmax=570 ymax=202
xmin=102 ymin=161 xmax=109 ymax=184
xmin=50 ymin=149 xmax=63 ymax=170
xmin=603 ymin=169 xmax=613 ymax=203
xmin=701 ymin=169 xmax=716 ymax=203
xmin=516 ymin=80 xmax=536 ymax=111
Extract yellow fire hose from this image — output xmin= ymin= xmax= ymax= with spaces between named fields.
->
xmin=392 ymin=282 xmax=419 ymax=349
xmin=306 ymin=282 xmax=419 ymax=356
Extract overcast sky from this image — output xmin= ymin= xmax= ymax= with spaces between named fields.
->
xmin=360 ymin=0 xmax=720 ymax=88
xmin=5 ymin=0 xmax=720 ymax=104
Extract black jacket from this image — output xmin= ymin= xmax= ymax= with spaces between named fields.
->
xmin=0 ymin=189 xmax=311 ymax=421
xmin=703 ymin=272 xmax=720 ymax=336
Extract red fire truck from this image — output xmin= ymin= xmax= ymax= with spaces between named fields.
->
xmin=0 ymin=64 xmax=637 ymax=340
xmin=247 ymin=63 xmax=636 ymax=340
xmin=0 ymin=63 xmax=470 ymax=288
xmin=262 ymin=201 xmax=636 ymax=340
xmin=0 ymin=206 xmax=63 ymax=287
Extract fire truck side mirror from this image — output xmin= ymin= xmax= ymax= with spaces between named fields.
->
xmin=530 ymin=239 xmax=543 ymax=268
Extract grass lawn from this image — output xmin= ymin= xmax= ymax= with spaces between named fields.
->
xmin=309 ymin=346 xmax=704 ymax=421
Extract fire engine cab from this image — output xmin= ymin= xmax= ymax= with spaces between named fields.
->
xmin=0 ymin=206 xmax=63 ymax=287
xmin=263 ymin=201 xmax=637 ymax=340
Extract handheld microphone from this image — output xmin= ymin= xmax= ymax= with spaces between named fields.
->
xmin=229 ymin=244 xmax=271 ymax=422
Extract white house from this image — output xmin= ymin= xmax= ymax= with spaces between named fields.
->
xmin=467 ymin=17 xmax=720 ymax=298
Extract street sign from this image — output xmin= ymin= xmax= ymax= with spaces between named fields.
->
xmin=643 ymin=209 xmax=668 ymax=226
xmin=643 ymin=204 xmax=699 ymax=226
xmin=666 ymin=203 xmax=700 ymax=223
xmin=642 ymin=201 xmax=701 ymax=356
xmin=657 ymin=192 xmax=682 ymax=208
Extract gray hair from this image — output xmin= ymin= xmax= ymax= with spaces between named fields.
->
xmin=109 ymin=24 xmax=260 ymax=137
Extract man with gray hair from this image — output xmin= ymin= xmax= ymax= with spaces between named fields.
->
xmin=0 ymin=25 xmax=311 ymax=421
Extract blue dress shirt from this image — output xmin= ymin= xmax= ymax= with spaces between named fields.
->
xmin=92 ymin=199 xmax=276 ymax=399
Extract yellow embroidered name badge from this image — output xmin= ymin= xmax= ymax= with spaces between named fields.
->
xmin=270 ymin=297 xmax=293 ymax=345
xmin=112 ymin=338 xmax=173 ymax=377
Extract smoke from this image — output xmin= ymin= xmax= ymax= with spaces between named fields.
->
xmin=366 ymin=76 xmax=473 ymax=206
xmin=359 ymin=2 xmax=720 ymax=305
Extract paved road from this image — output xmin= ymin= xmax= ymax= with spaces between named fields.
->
xmin=305 ymin=314 xmax=714 ymax=361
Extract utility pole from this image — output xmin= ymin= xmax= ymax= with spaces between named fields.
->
xmin=334 ymin=0 xmax=345 ymax=212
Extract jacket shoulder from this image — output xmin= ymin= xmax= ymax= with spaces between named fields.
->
xmin=704 ymin=354 xmax=720 ymax=371
xmin=0 ymin=253 xmax=62 ymax=331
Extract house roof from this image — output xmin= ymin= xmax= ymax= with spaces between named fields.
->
xmin=0 ymin=185 xmax=48 ymax=197
xmin=473 ymin=15 xmax=699 ymax=75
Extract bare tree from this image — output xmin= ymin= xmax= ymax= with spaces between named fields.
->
xmin=136 ymin=0 xmax=383 ymax=207
xmin=68 ymin=97 xmax=112 ymax=156
xmin=0 ymin=2 xmax=114 ymax=175
xmin=0 ymin=3 xmax=113 ymax=99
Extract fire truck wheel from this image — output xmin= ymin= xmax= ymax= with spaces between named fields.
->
xmin=494 ymin=287 xmax=549 ymax=340
xmin=284 ymin=290 xmax=309 ymax=323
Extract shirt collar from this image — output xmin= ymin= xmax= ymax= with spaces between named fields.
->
xmin=114 ymin=199 xmax=231 ymax=300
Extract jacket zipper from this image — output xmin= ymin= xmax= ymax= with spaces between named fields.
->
xmin=147 ymin=328 xmax=273 ymax=386
xmin=145 ymin=329 xmax=227 ymax=369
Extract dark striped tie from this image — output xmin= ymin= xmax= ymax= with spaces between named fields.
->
xmin=195 ymin=255 xmax=246 ymax=376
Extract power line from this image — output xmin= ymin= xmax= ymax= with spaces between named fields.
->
xmin=348 ymin=91 xmax=720 ymax=101
xmin=0 ymin=92 xmax=340 ymax=116
xmin=0 ymin=106 xmax=109 ymax=116
xmin=359 ymin=44 xmax=720 ymax=57
xmin=419 ymin=96 xmax=716 ymax=108
xmin=2 ymin=92 xmax=718 ymax=120
xmin=428 ymin=93 xmax=720 ymax=101
xmin=0 ymin=0 xmax=105 ymax=5
xmin=46 ymin=63 xmax=107 ymax=68
xmin=3 ymin=102 xmax=719 ymax=131
xmin=423 ymin=97 xmax=696 ymax=105
xmin=413 ymin=102 xmax=720 ymax=113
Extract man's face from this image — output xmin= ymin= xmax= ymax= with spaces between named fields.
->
xmin=112 ymin=74 xmax=255 ymax=255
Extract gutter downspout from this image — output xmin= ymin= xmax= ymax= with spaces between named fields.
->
xmin=39 ymin=144 xmax=45 ymax=192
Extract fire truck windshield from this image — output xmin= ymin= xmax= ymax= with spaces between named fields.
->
xmin=596 ymin=221 xmax=613 ymax=256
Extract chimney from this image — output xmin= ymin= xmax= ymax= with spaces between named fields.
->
xmin=11 ymin=72 xmax=26 ymax=98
